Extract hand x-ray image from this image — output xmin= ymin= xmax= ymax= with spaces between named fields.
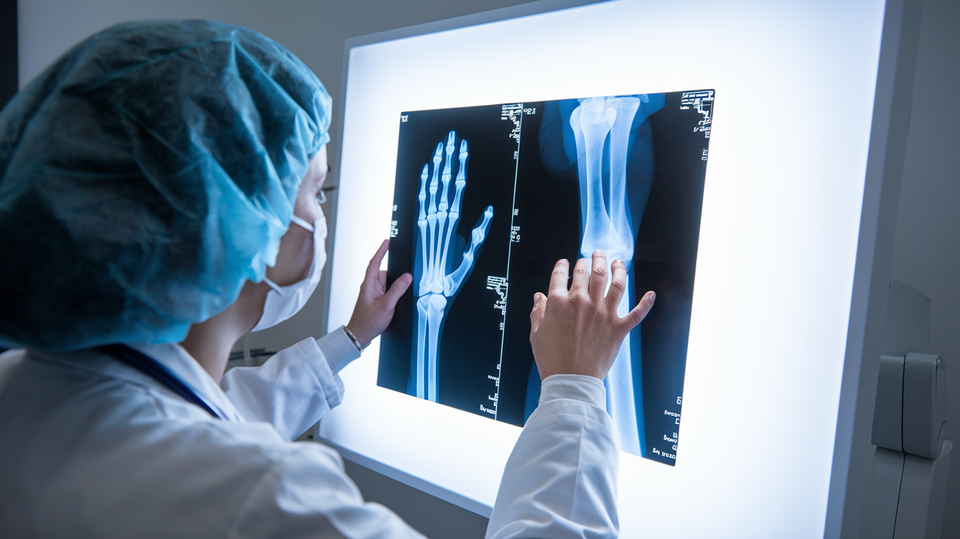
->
xmin=379 ymin=90 xmax=714 ymax=465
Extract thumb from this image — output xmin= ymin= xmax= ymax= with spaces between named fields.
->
xmin=529 ymin=292 xmax=547 ymax=342
xmin=621 ymin=290 xmax=656 ymax=332
xmin=381 ymin=273 xmax=413 ymax=308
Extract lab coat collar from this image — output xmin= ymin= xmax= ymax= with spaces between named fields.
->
xmin=125 ymin=342 xmax=245 ymax=423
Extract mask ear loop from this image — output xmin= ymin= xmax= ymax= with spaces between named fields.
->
xmin=289 ymin=214 xmax=315 ymax=233
xmin=263 ymin=214 xmax=317 ymax=291
xmin=262 ymin=277 xmax=284 ymax=293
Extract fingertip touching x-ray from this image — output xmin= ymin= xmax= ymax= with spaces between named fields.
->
xmin=380 ymin=90 xmax=714 ymax=465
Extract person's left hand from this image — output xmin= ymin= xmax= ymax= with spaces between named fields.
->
xmin=345 ymin=239 xmax=412 ymax=348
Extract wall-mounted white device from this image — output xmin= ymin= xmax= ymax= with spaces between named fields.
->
xmin=861 ymin=280 xmax=951 ymax=539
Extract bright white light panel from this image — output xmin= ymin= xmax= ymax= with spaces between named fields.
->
xmin=322 ymin=0 xmax=886 ymax=536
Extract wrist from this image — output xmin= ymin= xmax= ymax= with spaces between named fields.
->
xmin=535 ymin=356 xmax=607 ymax=381
xmin=343 ymin=325 xmax=367 ymax=351
xmin=316 ymin=329 xmax=362 ymax=374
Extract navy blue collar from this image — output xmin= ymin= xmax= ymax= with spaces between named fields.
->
xmin=97 ymin=344 xmax=221 ymax=420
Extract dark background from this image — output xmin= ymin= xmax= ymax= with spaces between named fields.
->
xmin=634 ymin=91 xmax=710 ymax=464
xmin=0 ymin=0 xmax=17 ymax=109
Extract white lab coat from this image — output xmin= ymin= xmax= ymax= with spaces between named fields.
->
xmin=0 ymin=329 xmax=618 ymax=538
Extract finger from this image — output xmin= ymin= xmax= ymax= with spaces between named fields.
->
xmin=589 ymin=250 xmax=608 ymax=299
xmin=376 ymin=269 xmax=388 ymax=292
xmin=439 ymin=132 xmax=455 ymax=209
xmin=605 ymin=259 xmax=628 ymax=308
xmin=447 ymin=206 xmax=494 ymax=294
xmin=417 ymin=165 xmax=430 ymax=272
xmin=364 ymin=269 xmax=387 ymax=298
xmin=570 ymin=256 xmax=592 ymax=296
xmin=381 ymin=273 xmax=413 ymax=309
xmin=548 ymin=259 xmax=570 ymax=298
xmin=419 ymin=164 xmax=429 ymax=218
xmin=366 ymin=239 xmax=390 ymax=280
xmin=621 ymin=290 xmax=656 ymax=331
xmin=427 ymin=142 xmax=442 ymax=221
xmin=457 ymin=138 xmax=468 ymax=182
xmin=529 ymin=292 xmax=547 ymax=342
xmin=467 ymin=206 xmax=494 ymax=247
xmin=449 ymin=137 xmax=468 ymax=226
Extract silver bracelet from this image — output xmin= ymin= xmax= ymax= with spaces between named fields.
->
xmin=343 ymin=326 xmax=364 ymax=352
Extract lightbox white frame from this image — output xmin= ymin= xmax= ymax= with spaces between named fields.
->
xmin=316 ymin=0 xmax=923 ymax=536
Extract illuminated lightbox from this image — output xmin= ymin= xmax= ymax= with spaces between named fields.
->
xmin=321 ymin=0 xmax=917 ymax=534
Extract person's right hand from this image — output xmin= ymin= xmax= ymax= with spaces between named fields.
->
xmin=529 ymin=250 xmax=656 ymax=381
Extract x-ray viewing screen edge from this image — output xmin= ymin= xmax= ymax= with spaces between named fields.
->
xmin=321 ymin=0 xmax=889 ymax=536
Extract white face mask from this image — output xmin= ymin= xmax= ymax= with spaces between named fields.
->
xmin=251 ymin=214 xmax=327 ymax=332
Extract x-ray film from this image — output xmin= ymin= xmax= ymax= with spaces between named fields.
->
xmin=378 ymin=91 xmax=714 ymax=465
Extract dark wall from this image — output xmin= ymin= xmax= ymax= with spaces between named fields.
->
xmin=0 ymin=0 xmax=16 ymax=108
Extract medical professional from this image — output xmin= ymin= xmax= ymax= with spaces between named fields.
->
xmin=0 ymin=20 xmax=655 ymax=538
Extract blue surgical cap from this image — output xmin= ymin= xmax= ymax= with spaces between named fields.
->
xmin=0 ymin=20 xmax=332 ymax=351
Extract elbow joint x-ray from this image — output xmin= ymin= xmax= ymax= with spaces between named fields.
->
xmin=378 ymin=90 xmax=714 ymax=465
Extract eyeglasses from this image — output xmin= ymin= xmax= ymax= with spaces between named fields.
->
xmin=316 ymin=186 xmax=337 ymax=205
